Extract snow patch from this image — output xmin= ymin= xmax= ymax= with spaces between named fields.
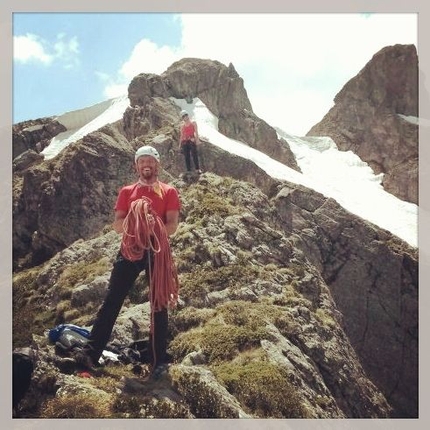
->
xmin=42 ymin=95 xmax=130 ymax=160
xmin=173 ymin=98 xmax=417 ymax=247
xmin=41 ymin=95 xmax=417 ymax=247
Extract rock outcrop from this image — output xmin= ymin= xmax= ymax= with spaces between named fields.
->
xmin=127 ymin=58 xmax=300 ymax=170
xmin=307 ymin=44 xmax=418 ymax=204
xmin=14 ymin=173 xmax=402 ymax=419
xmin=13 ymin=123 xmax=134 ymax=269
xmin=274 ymin=183 xmax=418 ymax=417
xmin=12 ymin=124 xmax=278 ymax=270
xmin=13 ymin=118 xmax=67 ymax=159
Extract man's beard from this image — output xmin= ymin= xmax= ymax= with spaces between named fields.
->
xmin=141 ymin=167 xmax=157 ymax=181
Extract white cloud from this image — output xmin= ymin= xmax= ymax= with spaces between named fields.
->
xmin=97 ymin=71 xmax=128 ymax=99
xmin=105 ymin=13 xmax=417 ymax=135
xmin=119 ymin=39 xmax=179 ymax=79
xmin=180 ymin=13 xmax=416 ymax=75
xmin=54 ymin=34 xmax=80 ymax=69
xmin=14 ymin=33 xmax=53 ymax=65
xmin=178 ymin=13 xmax=417 ymax=134
xmin=103 ymin=38 xmax=181 ymax=99
xmin=104 ymin=83 xmax=129 ymax=99
xmin=13 ymin=32 xmax=80 ymax=69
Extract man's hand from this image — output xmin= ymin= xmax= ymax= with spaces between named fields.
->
xmin=165 ymin=210 xmax=179 ymax=236
xmin=147 ymin=213 xmax=156 ymax=231
xmin=113 ymin=210 xmax=127 ymax=233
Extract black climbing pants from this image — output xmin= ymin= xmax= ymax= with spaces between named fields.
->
xmin=85 ymin=251 xmax=168 ymax=368
xmin=182 ymin=140 xmax=200 ymax=171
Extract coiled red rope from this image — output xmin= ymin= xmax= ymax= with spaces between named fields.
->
xmin=120 ymin=197 xmax=179 ymax=312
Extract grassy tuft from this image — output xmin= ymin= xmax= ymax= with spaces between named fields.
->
xmin=40 ymin=392 xmax=113 ymax=418
xmin=170 ymin=300 xmax=271 ymax=363
xmin=112 ymin=394 xmax=192 ymax=418
xmin=315 ymin=308 xmax=337 ymax=329
xmin=169 ymin=368 xmax=240 ymax=418
xmin=170 ymin=306 xmax=215 ymax=333
xmin=57 ymin=257 xmax=110 ymax=291
xmin=213 ymin=361 xmax=307 ymax=418
xmin=13 ymin=268 xmax=53 ymax=346
xmin=178 ymin=259 xmax=263 ymax=305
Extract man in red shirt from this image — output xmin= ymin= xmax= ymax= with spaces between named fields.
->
xmin=179 ymin=110 xmax=202 ymax=173
xmin=74 ymin=146 xmax=181 ymax=377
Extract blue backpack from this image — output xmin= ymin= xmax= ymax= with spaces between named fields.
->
xmin=48 ymin=324 xmax=90 ymax=348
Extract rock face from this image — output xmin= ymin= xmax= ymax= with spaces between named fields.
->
xmin=307 ymin=44 xmax=418 ymax=204
xmin=12 ymin=53 xmax=418 ymax=418
xmin=14 ymin=173 xmax=401 ymax=419
xmin=13 ymin=123 xmax=135 ymax=269
xmin=13 ymin=118 xmax=67 ymax=159
xmin=13 ymin=58 xmax=298 ymax=271
xmin=127 ymin=58 xmax=300 ymax=170
xmin=274 ymin=183 xmax=418 ymax=418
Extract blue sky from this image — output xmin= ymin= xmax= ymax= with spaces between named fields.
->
xmin=13 ymin=12 xmax=417 ymax=135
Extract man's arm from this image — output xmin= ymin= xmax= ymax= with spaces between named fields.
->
xmin=112 ymin=210 xmax=127 ymax=233
xmin=165 ymin=209 xmax=180 ymax=236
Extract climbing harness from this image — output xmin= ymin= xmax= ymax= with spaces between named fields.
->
xmin=120 ymin=197 xmax=179 ymax=370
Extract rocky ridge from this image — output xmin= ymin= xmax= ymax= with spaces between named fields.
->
xmin=307 ymin=44 xmax=418 ymax=204
xmin=12 ymin=52 xmax=418 ymax=418
xmin=15 ymin=173 xmax=405 ymax=418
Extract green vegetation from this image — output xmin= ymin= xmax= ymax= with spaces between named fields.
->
xmin=40 ymin=392 xmax=113 ymax=418
xmin=56 ymin=257 xmax=110 ymax=292
xmin=213 ymin=361 xmax=308 ymax=418
xmin=170 ymin=300 xmax=280 ymax=363
xmin=112 ymin=395 xmax=191 ymax=418
xmin=13 ymin=267 xmax=52 ymax=347
xmin=315 ymin=308 xmax=337 ymax=329
xmin=181 ymin=179 xmax=241 ymax=223
xmin=177 ymin=255 xmax=274 ymax=306
xmin=169 ymin=367 xmax=240 ymax=418
xmin=13 ymin=256 xmax=110 ymax=346
xmin=170 ymin=306 xmax=215 ymax=333
xmin=171 ymin=319 xmax=262 ymax=363
xmin=39 ymin=364 xmax=193 ymax=419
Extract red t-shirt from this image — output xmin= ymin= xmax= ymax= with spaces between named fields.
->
xmin=115 ymin=181 xmax=181 ymax=223
xmin=181 ymin=122 xmax=196 ymax=141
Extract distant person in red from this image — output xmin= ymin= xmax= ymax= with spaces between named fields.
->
xmin=179 ymin=110 xmax=202 ymax=173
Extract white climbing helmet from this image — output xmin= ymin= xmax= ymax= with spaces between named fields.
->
xmin=180 ymin=110 xmax=189 ymax=118
xmin=135 ymin=145 xmax=160 ymax=163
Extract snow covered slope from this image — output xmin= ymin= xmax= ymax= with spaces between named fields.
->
xmin=41 ymin=95 xmax=418 ymax=247
xmin=41 ymin=95 xmax=130 ymax=160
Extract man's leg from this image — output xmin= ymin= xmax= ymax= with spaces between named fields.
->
xmin=191 ymin=143 xmax=200 ymax=170
xmin=149 ymin=308 xmax=169 ymax=368
xmin=183 ymin=142 xmax=192 ymax=171
xmin=83 ymin=254 xmax=141 ymax=364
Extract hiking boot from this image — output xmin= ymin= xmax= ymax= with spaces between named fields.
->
xmin=55 ymin=341 xmax=71 ymax=357
xmin=150 ymin=363 xmax=169 ymax=381
xmin=71 ymin=348 xmax=95 ymax=370
xmin=54 ymin=357 xmax=76 ymax=374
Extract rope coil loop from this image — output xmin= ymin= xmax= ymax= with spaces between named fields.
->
xmin=120 ymin=197 xmax=179 ymax=312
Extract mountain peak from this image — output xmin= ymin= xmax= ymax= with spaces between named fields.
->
xmin=307 ymin=44 xmax=418 ymax=204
